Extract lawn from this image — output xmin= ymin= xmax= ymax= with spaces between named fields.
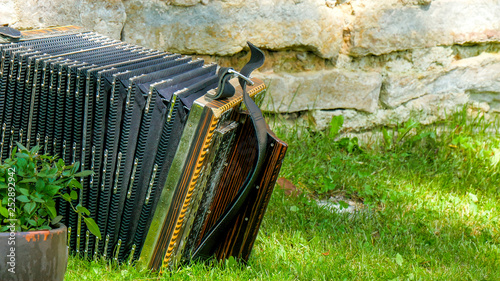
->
xmin=65 ymin=108 xmax=500 ymax=280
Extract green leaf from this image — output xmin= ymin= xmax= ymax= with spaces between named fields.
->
xmin=62 ymin=193 xmax=71 ymax=202
xmin=71 ymin=161 xmax=80 ymax=174
xmin=51 ymin=215 xmax=63 ymax=225
xmin=74 ymin=170 xmax=94 ymax=177
xmin=15 ymin=152 xmax=30 ymax=159
xmin=27 ymin=161 xmax=36 ymax=173
xmin=19 ymin=178 xmax=37 ymax=183
xmin=24 ymin=202 xmax=36 ymax=214
xmin=46 ymin=185 xmax=61 ymax=197
xmin=45 ymin=198 xmax=56 ymax=207
xmin=290 ymin=205 xmax=299 ymax=212
xmin=35 ymin=178 xmax=46 ymax=192
xmin=84 ymin=217 xmax=101 ymax=240
xmin=32 ymin=197 xmax=45 ymax=203
xmin=70 ymin=190 xmax=78 ymax=200
xmin=338 ymin=200 xmax=349 ymax=210
xmin=37 ymin=218 xmax=46 ymax=226
xmin=16 ymin=195 xmax=30 ymax=203
xmin=17 ymin=157 xmax=28 ymax=169
xmin=48 ymin=167 xmax=59 ymax=177
xmin=395 ymin=253 xmax=404 ymax=266
xmin=382 ymin=127 xmax=391 ymax=148
xmin=47 ymin=205 xmax=57 ymax=218
xmin=76 ymin=205 xmax=90 ymax=216
xmin=329 ymin=115 xmax=344 ymax=139
xmin=19 ymin=188 xmax=30 ymax=196
xmin=37 ymin=208 xmax=47 ymax=217
xmin=349 ymin=137 xmax=360 ymax=153
xmin=225 ymin=256 xmax=237 ymax=268
xmin=70 ymin=179 xmax=82 ymax=189
xmin=0 ymin=205 xmax=9 ymax=218
xmin=51 ymin=178 xmax=66 ymax=185
xmin=29 ymin=145 xmax=41 ymax=155
xmin=15 ymin=142 xmax=28 ymax=152
xmin=27 ymin=219 xmax=37 ymax=226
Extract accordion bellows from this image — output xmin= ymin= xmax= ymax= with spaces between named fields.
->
xmin=0 ymin=26 xmax=287 ymax=270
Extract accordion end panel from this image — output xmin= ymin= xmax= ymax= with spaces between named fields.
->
xmin=138 ymin=79 xmax=274 ymax=271
xmin=214 ymin=128 xmax=288 ymax=261
xmin=0 ymin=26 xmax=288 ymax=272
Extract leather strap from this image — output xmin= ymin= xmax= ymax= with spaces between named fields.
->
xmin=192 ymin=42 xmax=267 ymax=260
xmin=208 ymin=67 xmax=236 ymax=99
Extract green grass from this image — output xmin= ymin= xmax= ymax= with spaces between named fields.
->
xmin=65 ymin=108 xmax=500 ymax=280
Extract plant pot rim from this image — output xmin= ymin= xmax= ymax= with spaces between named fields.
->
xmin=0 ymin=223 xmax=67 ymax=236
xmin=0 ymin=223 xmax=68 ymax=281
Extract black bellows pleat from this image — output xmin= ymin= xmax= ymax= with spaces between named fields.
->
xmin=0 ymin=29 xmax=218 ymax=263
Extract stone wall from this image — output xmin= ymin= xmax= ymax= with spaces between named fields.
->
xmin=2 ymin=0 xmax=500 ymax=132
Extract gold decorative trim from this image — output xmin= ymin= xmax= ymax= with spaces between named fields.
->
xmin=20 ymin=25 xmax=85 ymax=37
xmin=161 ymin=117 xmax=219 ymax=268
xmin=212 ymin=82 xmax=266 ymax=118
xmin=194 ymin=78 xmax=267 ymax=119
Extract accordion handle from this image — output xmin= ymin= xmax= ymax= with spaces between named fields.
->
xmin=208 ymin=67 xmax=237 ymax=99
xmin=192 ymin=42 xmax=267 ymax=260
xmin=209 ymin=47 xmax=257 ymax=100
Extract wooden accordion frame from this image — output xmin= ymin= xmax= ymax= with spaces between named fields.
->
xmin=0 ymin=26 xmax=287 ymax=271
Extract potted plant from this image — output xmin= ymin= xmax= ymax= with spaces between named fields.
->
xmin=0 ymin=143 xmax=100 ymax=281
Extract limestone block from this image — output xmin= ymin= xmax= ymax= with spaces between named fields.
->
xmin=382 ymin=53 xmax=500 ymax=108
xmin=411 ymin=47 xmax=453 ymax=72
xmin=350 ymin=0 xmax=500 ymax=56
xmin=256 ymin=69 xmax=382 ymax=113
xmin=122 ymin=0 xmax=344 ymax=59
xmin=170 ymin=0 xmax=202 ymax=6
xmin=78 ymin=0 xmax=127 ymax=39
xmin=469 ymin=93 xmax=500 ymax=113
xmin=0 ymin=0 xmax=17 ymax=24
xmin=313 ymin=92 xmax=469 ymax=131
xmin=8 ymin=0 xmax=126 ymax=39
xmin=8 ymin=0 xmax=76 ymax=31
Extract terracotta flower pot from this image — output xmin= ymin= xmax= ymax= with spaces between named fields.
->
xmin=0 ymin=224 xmax=68 ymax=281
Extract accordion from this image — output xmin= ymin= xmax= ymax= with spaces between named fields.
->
xmin=0 ymin=26 xmax=287 ymax=270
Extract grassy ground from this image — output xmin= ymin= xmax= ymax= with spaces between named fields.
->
xmin=65 ymin=108 xmax=500 ymax=280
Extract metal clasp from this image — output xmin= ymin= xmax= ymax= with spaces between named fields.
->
xmin=208 ymin=67 xmax=255 ymax=100
xmin=227 ymin=69 xmax=254 ymax=86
